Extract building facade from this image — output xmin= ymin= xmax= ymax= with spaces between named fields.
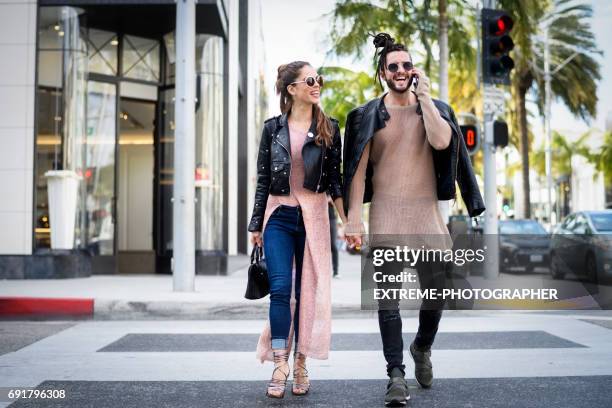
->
xmin=0 ymin=0 xmax=266 ymax=278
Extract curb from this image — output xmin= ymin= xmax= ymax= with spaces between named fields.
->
xmin=0 ymin=296 xmax=94 ymax=318
xmin=0 ymin=296 xmax=371 ymax=320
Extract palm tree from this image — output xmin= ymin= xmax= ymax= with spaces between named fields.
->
xmin=326 ymin=0 xmax=473 ymax=100
xmin=585 ymin=131 xmax=612 ymax=187
xmin=319 ymin=67 xmax=377 ymax=130
xmin=531 ymin=130 xmax=590 ymax=178
xmin=500 ymin=0 xmax=601 ymax=218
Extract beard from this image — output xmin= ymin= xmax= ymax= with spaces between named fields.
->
xmin=385 ymin=75 xmax=412 ymax=94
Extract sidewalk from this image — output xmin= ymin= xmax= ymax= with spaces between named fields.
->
xmin=0 ymin=251 xmax=365 ymax=320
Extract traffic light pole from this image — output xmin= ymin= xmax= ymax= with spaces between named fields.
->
xmin=483 ymin=113 xmax=499 ymax=279
xmin=482 ymin=0 xmax=499 ymax=279
xmin=544 ymin=21 xmax=553 ymax=227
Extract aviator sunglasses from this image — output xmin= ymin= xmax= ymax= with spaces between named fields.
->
xmin=387 ymin=61 xmax=413 ymax=73
xmin=290 ymin=75 xmax=324 ymax=88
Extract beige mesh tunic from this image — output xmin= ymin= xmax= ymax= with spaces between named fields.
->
xmin=345 ymin=98 xmax=453 ymax=250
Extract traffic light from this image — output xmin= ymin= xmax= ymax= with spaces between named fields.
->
xmin=502 ymin=198 xmax=510 ymax=213
xmin=482 ymin=8 xmax=514 ymax=85
xmin=460 ymin=124 xmax=479 ymax=156
xmin=493 ymin=120 xmax=509 ymax=147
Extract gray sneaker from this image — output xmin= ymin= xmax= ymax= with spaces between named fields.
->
xmin=384 ymin=367 xmax=410 ymax=406
xmin=410 ymin=341 xmax=433 ymax=388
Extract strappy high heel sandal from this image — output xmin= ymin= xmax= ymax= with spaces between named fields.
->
xmin=292 ymin=351 xmax=310 ymax=395
xmin=266 ymin=350 xmax=290 ymax=399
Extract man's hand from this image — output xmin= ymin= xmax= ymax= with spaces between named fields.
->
xmin=411 ymin=68 xmax=430 ymax=99
xmin=345 ymin=234 xmax=362 ymax=249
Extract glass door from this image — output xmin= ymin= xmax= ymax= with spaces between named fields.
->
xmin=85 ymin=80 xmax=118 ymax=259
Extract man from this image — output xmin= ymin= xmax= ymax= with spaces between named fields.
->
xmin=342 ymin=33 xmax=485 ymax=406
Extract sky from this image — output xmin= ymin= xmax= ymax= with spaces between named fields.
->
xmin=259 ymin=0 xmax=612 ymax=138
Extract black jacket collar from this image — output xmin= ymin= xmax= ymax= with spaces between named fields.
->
xmin=277 ymin=110 xmax=319 ymax=154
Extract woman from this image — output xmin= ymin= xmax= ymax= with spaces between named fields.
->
xmin=248 ymin=61 xmax=346 ymax=399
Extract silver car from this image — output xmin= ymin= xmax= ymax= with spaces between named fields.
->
xmin=550 ymin=210 xmax=612 ymax=283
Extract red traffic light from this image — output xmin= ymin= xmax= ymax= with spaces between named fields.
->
xmin=492 ymin=15 xmax=513 ymax=36
xmin=482 ymin=8 xmax=515 ymax=85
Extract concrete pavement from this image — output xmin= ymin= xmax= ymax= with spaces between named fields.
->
xmin=0 ymin=251 xmax=364 ymax=320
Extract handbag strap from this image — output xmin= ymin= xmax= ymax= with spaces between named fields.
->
xmin=250 ymin=245 xmax=262 ymax=264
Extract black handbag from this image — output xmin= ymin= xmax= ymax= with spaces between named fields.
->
xmin=244 ymin=245 xmax=269 ymax=299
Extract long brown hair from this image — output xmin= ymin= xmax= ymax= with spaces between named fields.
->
xmin=275 ymin=61 xmax=333 ymax=147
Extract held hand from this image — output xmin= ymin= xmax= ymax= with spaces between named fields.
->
xmin=411 ymin=68 xmax=430 ymax=99
xmin=250 ymin=231 xmax=263 ymax=247
xmin=345 ymin=234 xmax=362 ymax=249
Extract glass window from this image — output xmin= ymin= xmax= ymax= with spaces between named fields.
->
xmin=122 ymin=35 xmax=160 ymax=82
xmin=500 ymin=221 xmax=546 ymax=235
xmin=35 ymin=88 xmax=63 ymax=248
xmin=163 ymin=32 xmax=175 ymax=85
xmin=84 ymin=28 xmax=118 ymax=76
xmin=84 ymin=81 xmax=117 ymax=255
xmin=562 ymin=214 xmax=576 ymax=231
xmin=572 ymin=214 xmax=588 ymax=234
xmin=590 ymin=213 xmax=612 ymax=232
xmin=195 ymin=35 xmax=224 ymax=251
xmin=35 ymin=6 xmax=87 ymax=250
xmin=158 ymin=89 xmax=175 ymax=254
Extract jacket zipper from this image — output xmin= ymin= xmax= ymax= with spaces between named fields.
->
xmin=316 ymin=143 xmax=325 ymax=191
xmin=277 ymin=135 xmax=291 ymax=195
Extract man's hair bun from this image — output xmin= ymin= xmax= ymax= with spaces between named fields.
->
xmin=373 ymin=32 xmax=394 ymax=49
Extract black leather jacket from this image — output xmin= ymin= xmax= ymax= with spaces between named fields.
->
xmin=248 ymin=113 xmax=343 ymax=232
xmin=342 ymin=93 xmax=485 ymax=218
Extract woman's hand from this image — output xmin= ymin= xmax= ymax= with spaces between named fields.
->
xmin=345 ymin=234 xmax=362 ymax=249
xmin=250 ymin=231 xmax=263 ymax=247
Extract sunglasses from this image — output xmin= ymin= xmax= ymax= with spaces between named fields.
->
xmin=387 ymin=61 xmax=413 ymax=73
xmin=290 ymin=75 xmax=324 ymax=88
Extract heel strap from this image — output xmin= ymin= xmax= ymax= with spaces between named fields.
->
xmin=267 ymin=352 xmax=290 ymax=395
xmin=273 ymin=350 xmax=289 ymax=364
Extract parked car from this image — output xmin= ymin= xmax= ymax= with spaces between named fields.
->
xmin=498 ymin=219 xmax=551 ymax=273
xmin=550 ymin=210 xmax=612 ymax=282
xmin=448 ymin=214 xmax=483 ymax=237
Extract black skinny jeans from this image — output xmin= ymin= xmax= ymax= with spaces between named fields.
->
xmin=374 ymin=247 xmax=447 ymax=376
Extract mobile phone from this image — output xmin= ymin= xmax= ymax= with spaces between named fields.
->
xmin=410 ymin=73 xmax=419 ymax=89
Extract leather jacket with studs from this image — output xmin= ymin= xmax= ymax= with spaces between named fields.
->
xmin=248 ymin=113 xmax=343 ymax=232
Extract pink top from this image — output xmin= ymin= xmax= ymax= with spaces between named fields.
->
xmin=345 ymin=96 xmax=453 ymax=250
xmin=267 ymin=125 xmax=308 ymax=208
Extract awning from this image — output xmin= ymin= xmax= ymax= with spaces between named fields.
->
xmin=38 ymin=0 xmax=228 ymax=39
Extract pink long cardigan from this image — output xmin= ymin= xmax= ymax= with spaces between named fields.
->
xmin=255 ymin=154 xmax=332 ymax=362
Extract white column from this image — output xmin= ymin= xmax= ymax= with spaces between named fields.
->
xmin=173 ymin=0 xmax=196 ymax=291
xmin=227 ymin=0 xmax=239 ymax=255
xmin=0 ymin=1 xmax=36 ymax=255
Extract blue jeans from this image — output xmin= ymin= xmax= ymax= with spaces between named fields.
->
xmin=263 ymin=204 xmax=306 ymax=350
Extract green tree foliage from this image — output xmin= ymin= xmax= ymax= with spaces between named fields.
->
xmin=319 ymin=66 xmax=377 ymax=131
